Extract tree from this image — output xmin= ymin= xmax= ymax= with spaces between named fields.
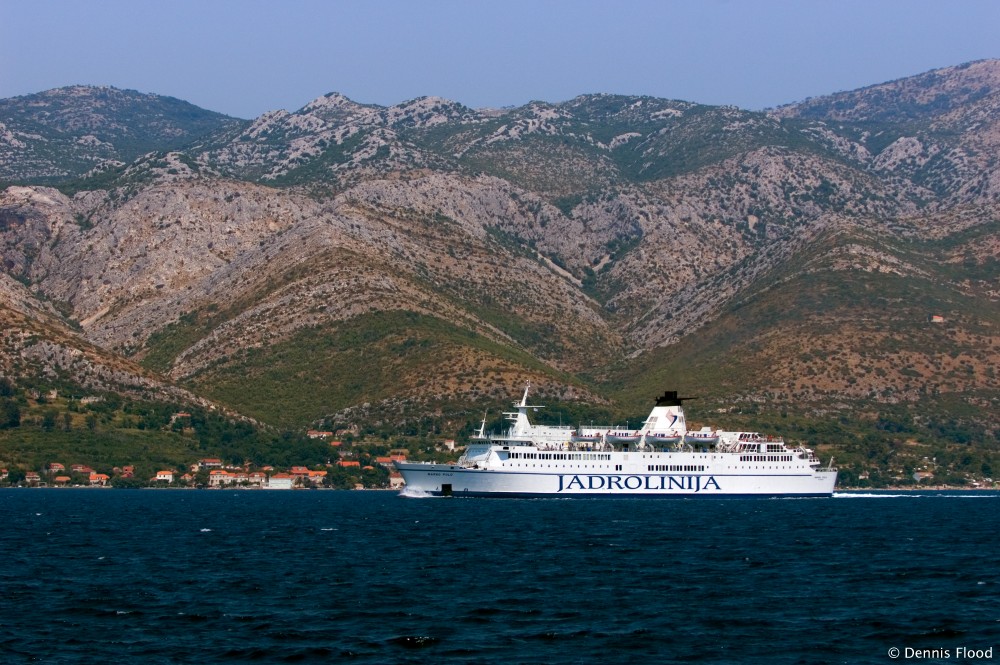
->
xmin=111 ymin=476 xmax=147 ymax=489
xmin=42 ymin=409 xmax=58 ymax=431
xmin=0 ymin=400 xmax=20 ymax=428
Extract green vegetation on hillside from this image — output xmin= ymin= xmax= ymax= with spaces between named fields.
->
xmin=0 ymin=391 xmax=332 ymax=476
xmin=184 ymin=310 xmax=569 ymax=429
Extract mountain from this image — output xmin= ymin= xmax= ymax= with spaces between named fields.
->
xmin=0 ymin=86 xmax=244 ymax=184
xmin=1 ymin=61 xmax=999 ymax=484
xmin=771 ymin=59 xmax=1000 ymax=205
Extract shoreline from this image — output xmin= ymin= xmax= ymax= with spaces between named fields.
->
xmin=842 ymin=485 xmax=1000 ymax=491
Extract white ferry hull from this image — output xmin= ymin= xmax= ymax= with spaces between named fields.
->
xmin=395 ymin=462 xmax=837 ymax=498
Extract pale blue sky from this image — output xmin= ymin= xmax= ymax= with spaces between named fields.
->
xmin=1 ymin=0 xmax=997 ymax=119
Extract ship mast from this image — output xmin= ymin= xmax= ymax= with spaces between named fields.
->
xmin=503 ymin=382 xmax=546 ymax=438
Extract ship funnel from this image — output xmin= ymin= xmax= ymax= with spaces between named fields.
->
xmin=655 ymin=391 xmax=697 ymax=407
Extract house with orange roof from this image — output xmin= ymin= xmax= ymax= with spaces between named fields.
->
xmin=208 ymin=469 xmax=236 ymax=487
xmin=48 ymin=462 xmax=65 ymax=473
xmin=389 ymin=472 xmax=405 ymax=489
xmin=337 ymin=460 xmax=361 ymax=468
xmin=25 ymin=471 xmax=41 ymax=485
xmin=306 ymin=430 xmax=333 ymax=439
xmin=198 ymin=458 xmax=223 ymax=470
xmin=89 ymin=473 xmax=110 ymax=486
xmin=54 ymin=476 xmax=71 ymax=485
xmin=154 ymin=470 xmax=175 ymax=483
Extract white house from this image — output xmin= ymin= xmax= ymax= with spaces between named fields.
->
xmin=266 ymin=473 xmax=294 ymax=490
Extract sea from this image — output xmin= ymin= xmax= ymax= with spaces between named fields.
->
xmin=1 ymin=489 xmax=997 ymax=665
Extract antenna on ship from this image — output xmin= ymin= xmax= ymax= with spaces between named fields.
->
xmin=474 ymin=412 xmax=488 ymax=440
xmin=518 ymin=381 xmax=531 ymax=408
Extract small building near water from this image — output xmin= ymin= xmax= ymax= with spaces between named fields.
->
xmin=266 ymin=473 xmax=294 ymax=490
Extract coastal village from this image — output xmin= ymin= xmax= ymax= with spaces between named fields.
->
xmin=0 ymin=427 xmax=425 ymax=490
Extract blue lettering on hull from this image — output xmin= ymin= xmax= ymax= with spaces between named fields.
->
xmin=556 ymin=474 xmax=722 ymax=493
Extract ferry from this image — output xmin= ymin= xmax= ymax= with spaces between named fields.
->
xmin=394 ymin=385 xmax=837 ymax=498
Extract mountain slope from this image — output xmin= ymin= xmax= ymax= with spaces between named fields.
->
xmin=0 ymin=271 xmax=215 ymax=407
xmin=772 ymin=59 xmax=1000 ymax=204
xmin=617 ymin=218 xmax=1000 ymax=403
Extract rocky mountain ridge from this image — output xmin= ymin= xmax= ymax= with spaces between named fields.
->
xmin=0 ymin=61 xmax=998 ymax=442
xmin=0 ymin=86 xmax=242 ymax=183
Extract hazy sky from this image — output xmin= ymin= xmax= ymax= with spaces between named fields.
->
xmin=1 ymin=0 xmax=997 ymax=119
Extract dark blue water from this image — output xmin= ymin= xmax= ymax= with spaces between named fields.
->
xmin=1 ymin=490 xmax=998 ymax=664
